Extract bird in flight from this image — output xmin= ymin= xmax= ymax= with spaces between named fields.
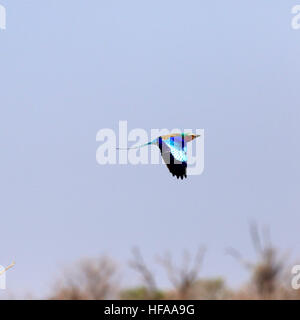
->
xmin=118 ymin=133 xmax=200 ymax=179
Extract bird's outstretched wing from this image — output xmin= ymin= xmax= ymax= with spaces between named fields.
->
xmin=158 ymin=137 xmax=187 ymax=179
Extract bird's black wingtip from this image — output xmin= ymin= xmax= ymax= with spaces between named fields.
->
xmin=174 ymin=173 xmax=187 ymax=179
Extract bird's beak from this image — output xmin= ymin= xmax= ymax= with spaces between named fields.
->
xmin=195 ymin=134 xmax=200 ymax=138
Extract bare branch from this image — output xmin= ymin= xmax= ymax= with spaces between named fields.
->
xmin=129 ymin=247 xmax=157 ymax=293
xmin=249 ymin=221 xmax=262 ymax=255
xmin=226 ymin=247 xmax=253 ymax=270
xmin=158 ymin=247 xmax=205 ymax=299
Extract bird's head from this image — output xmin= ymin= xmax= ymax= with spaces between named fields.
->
xmin=184 ymin=133 xmax=200 ymax=142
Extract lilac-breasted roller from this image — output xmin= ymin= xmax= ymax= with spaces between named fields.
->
xmin=118 ymin=133 xmax=200 ymax=179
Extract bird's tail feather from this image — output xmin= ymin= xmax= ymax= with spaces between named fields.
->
xmin=116 ymin=141 xmax=154 ymax=150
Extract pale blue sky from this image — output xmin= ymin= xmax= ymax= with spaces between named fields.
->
xmin=0 ymin=1 xmax=300 ymax=298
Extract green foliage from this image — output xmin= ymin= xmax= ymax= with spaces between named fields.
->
xmin=120 ymin=286 xmax=165 ymax=300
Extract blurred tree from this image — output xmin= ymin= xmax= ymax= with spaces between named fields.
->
xmin=227 ymin=222 xmax=287 ymax=298
xmin=158 ymin=247 xmax=205 ymax=299
xmin=129 ymin=247 xmax=164 ymax=299
xmin=191 ymin=278 xmax=229 ymax=300
xmin=49 ymin=256 xmax=118 ymax=300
